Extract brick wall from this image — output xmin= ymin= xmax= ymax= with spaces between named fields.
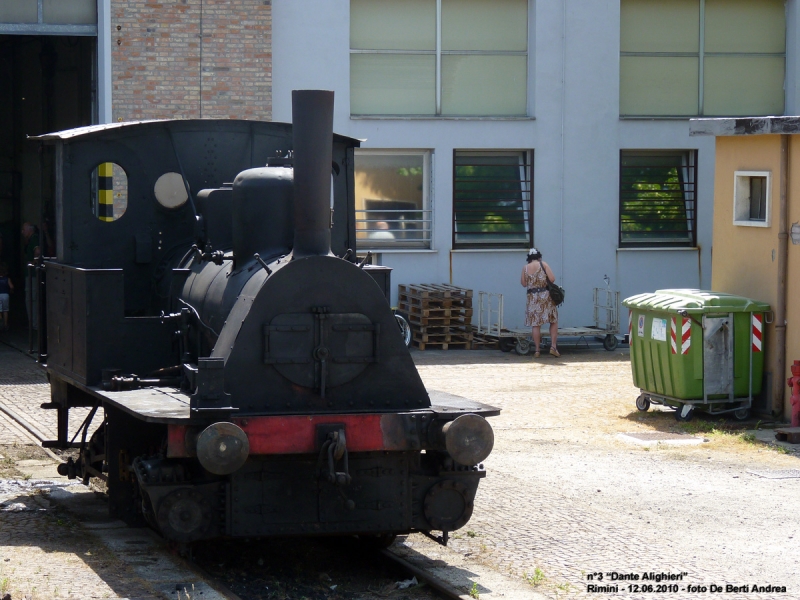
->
xmin=111 ymin=0 xmax=272 ymax=121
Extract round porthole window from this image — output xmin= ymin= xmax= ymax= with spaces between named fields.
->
xmin=92 ymin=162 xmax=127 ymax=222
xmin=154 ymin=172 xmax=188 ymax=209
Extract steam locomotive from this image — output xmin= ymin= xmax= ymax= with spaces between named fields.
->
xmin=32 ymin=91 xmax=497 ymax=544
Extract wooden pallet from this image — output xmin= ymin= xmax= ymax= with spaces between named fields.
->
xmin=399 ymin=294 xmax=473 ymax=310
xmin=412 ymin=339 xmax=472 ymax=350
xmin=398 ymin=283 xmax=473 ymax=300
xmin=400 ymin=284 xmax=474 ymax=350
xmin=405 ymin=313 xmax=472 ymax=327
xmin=401 ymin=304 xmax=474 ymax=318
xmin=411 ymin=328 xmax=474 ymax=343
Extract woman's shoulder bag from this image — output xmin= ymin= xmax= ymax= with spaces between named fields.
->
xmin=539 ymin=260 xmax=565 ymax=306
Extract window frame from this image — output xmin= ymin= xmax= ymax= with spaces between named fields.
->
xmin=452 ymin=149 xmax=533 ymax=250
xmin=349 ymin=0 xmax=528 ymax=117
xmin=733 ymin=170 xmax=771 ymax=228
xmin=618 ymin=150 xmax=698 ymax=248
xmin=619 ymin=0 xmax=786 ymax=118
xmin=354 ymin=149 xmax=433 ymax=251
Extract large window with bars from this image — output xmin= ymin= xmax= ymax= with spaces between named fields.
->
xmin=350 ymin=0 xmax=528 ymax=117
xmin=453 ymin=151 xmax=532 ymax=249
xmin=355 ymin=150 xmax=432 ymax=249
xmin=620 ymin=0 xmax=785 ymax=117
xmin=619 ymin=150 xmax=697 ymax=247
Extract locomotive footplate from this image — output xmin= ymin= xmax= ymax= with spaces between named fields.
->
xmin=86 ymin=386 xmax=500 ymax=424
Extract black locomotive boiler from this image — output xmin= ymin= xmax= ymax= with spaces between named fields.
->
xmin=33 ymin=90 xmax=498 ymax=544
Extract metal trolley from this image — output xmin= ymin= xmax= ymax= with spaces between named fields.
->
xmin=475 ymin=286 xmax=620 ymax=354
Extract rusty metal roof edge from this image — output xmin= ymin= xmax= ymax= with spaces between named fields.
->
xmin=28 ymin=118 xmax=362 ymax=145
xmin=690 ymin=115 xmax=800 ymax=137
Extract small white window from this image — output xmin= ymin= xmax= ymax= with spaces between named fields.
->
xmin=733 ymin=171 xmax=771 ymax=227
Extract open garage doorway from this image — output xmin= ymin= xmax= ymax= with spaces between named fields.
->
xmin=0 ymin=35 xmax=95 ymax=334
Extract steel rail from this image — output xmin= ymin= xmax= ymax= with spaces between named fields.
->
xmin=380 ymin=548 xmax=475 ymax=600
xmin=0 ymin=400 xmax=62 ymax=462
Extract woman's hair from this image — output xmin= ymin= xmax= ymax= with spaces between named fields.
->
xmin=526 ymin=248 xmax=542 ymax=263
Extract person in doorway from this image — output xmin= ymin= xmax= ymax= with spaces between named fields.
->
xmin=21 ymin=222 xmax=40 ymax=330
xmin=0 ymin=263 xmax=13 ymax=331
xmin=520 ymin=247 xmax=559 ymax=358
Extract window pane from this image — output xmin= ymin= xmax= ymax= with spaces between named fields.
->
xmin=749 ymin=177 xmax=767 ymax=221
xmin=704 ymin=0 xmax=785 ymax=54
xmin=620 ymin=152 xmax=695 ymax=246
xmin=350 ymin=0 xmax=435 ymax=50
xmin=620 ymin=56 xmax=699 ymax=116
xmin=355 ymin=152 xmax=429 ymax=249
xmin=0 ymin=0 xmax=38 ymax=23
xmin=442 ymin=55 xmax=527 ymax=116
xmin=454 ymin=152 xmax=531 ymax=247
xmin=43 ymin=0 xmax=96 ymax=24
xmin=351 ymin=54 xmax=435 ymax=115
xmin=620 ymin=0 xmax=699 ymax=53
xmin=442 ymin=0 xmax=527 ymax=51
xmin=703 ymin=56 xmax=784 ymax=116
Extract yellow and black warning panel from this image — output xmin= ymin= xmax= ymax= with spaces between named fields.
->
xmin=97 ymin=162 xmax=115 ymax=221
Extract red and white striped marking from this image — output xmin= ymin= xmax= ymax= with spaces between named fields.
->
xmin=671 ymin=316 xmax=692 ymax=355
xmin=628 ymin=312 xmax=633 ymax=338
xmin=681 ymin=317 xmax=691 ymax=355
xmin=670 ymin=317 xmax=678 ymax=354
xmin=752 ymin=313 xmax=763 ymax=352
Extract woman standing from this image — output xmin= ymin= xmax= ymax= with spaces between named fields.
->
xmin=520 ymin=248 xmax=559 ymax=358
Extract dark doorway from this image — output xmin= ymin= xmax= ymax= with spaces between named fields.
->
xmin=0 ymin=35 xmax=94 ymax=330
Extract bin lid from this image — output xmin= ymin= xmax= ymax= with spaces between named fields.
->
xmin=622 ymin=289 xmax=770 ymax=314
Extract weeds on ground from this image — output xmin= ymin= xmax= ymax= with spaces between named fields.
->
xmin=469 ymin=581 xmax=480 ymax=599
xmin=556 ymin=581 xmax=573 ymax=594
xmin=524 ymin=567 xmax=545 ymax=586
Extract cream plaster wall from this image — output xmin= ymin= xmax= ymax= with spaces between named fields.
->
xmin=711 ymin=134 xmax=800 ymax=419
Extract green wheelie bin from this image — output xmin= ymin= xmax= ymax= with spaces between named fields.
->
xmin=622 ymin=289 xmax=770 ymax=421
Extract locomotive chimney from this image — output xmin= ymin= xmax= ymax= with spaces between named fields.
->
xmin=292 ymin=90 xmax=334 ymax=258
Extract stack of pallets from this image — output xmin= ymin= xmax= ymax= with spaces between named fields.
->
xmin=398 ymin=284 xmax=474 ymax=350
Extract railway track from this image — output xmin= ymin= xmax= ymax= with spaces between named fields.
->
xmin=184 ymin=536 xmax=475 ymax=600
xmin=0 ymin=393 xmax=475 ymax=600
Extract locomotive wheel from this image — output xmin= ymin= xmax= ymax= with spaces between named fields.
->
xmin=395 ymin=313 xmax=411 ymax=348
xmin=498 ymin=338 xmax=515 ymax=352
xmin=733 ymin=407 xmax=751 ymax=421
xmin=80 ymin=425 xmax=107 ymax=485
xmin=603 ymin=335 xmax=619 ymax=351
xmin=635 ymin=394 xmax=650 ymax=412
xmin=156 ymin=489 xmax=213 ymax=542
xmin=514 ymin=339 xmax=531 ymax=355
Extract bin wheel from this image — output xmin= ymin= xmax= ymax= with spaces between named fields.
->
xmin=635 ymin=394 xmax=651 ymax=412
xmin=499 ymin=338 xmax=516 ymax=352
xmin=675 ymin=404 xmax=694 ymax=422
xmin=733 ymin=407 xmax=751 ymax=421
xmin=603 ymin=335 xmax=619 ymax=351
xmin=514 ymin=339 xmax=531 ymax=355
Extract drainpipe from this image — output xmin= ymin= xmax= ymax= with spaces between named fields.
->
xmin=775 ymin=134 xmax=789 ymax=417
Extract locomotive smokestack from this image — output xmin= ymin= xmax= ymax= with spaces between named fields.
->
xmin=292 ymin=90 xmax=334 ymax=258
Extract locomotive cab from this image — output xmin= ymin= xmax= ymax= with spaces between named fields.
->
xmin=33 ymin=91 xmax=498 ymax=544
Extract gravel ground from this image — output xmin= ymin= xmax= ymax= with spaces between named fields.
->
xmin=411 ymin=346 xmax=800 ymax=600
